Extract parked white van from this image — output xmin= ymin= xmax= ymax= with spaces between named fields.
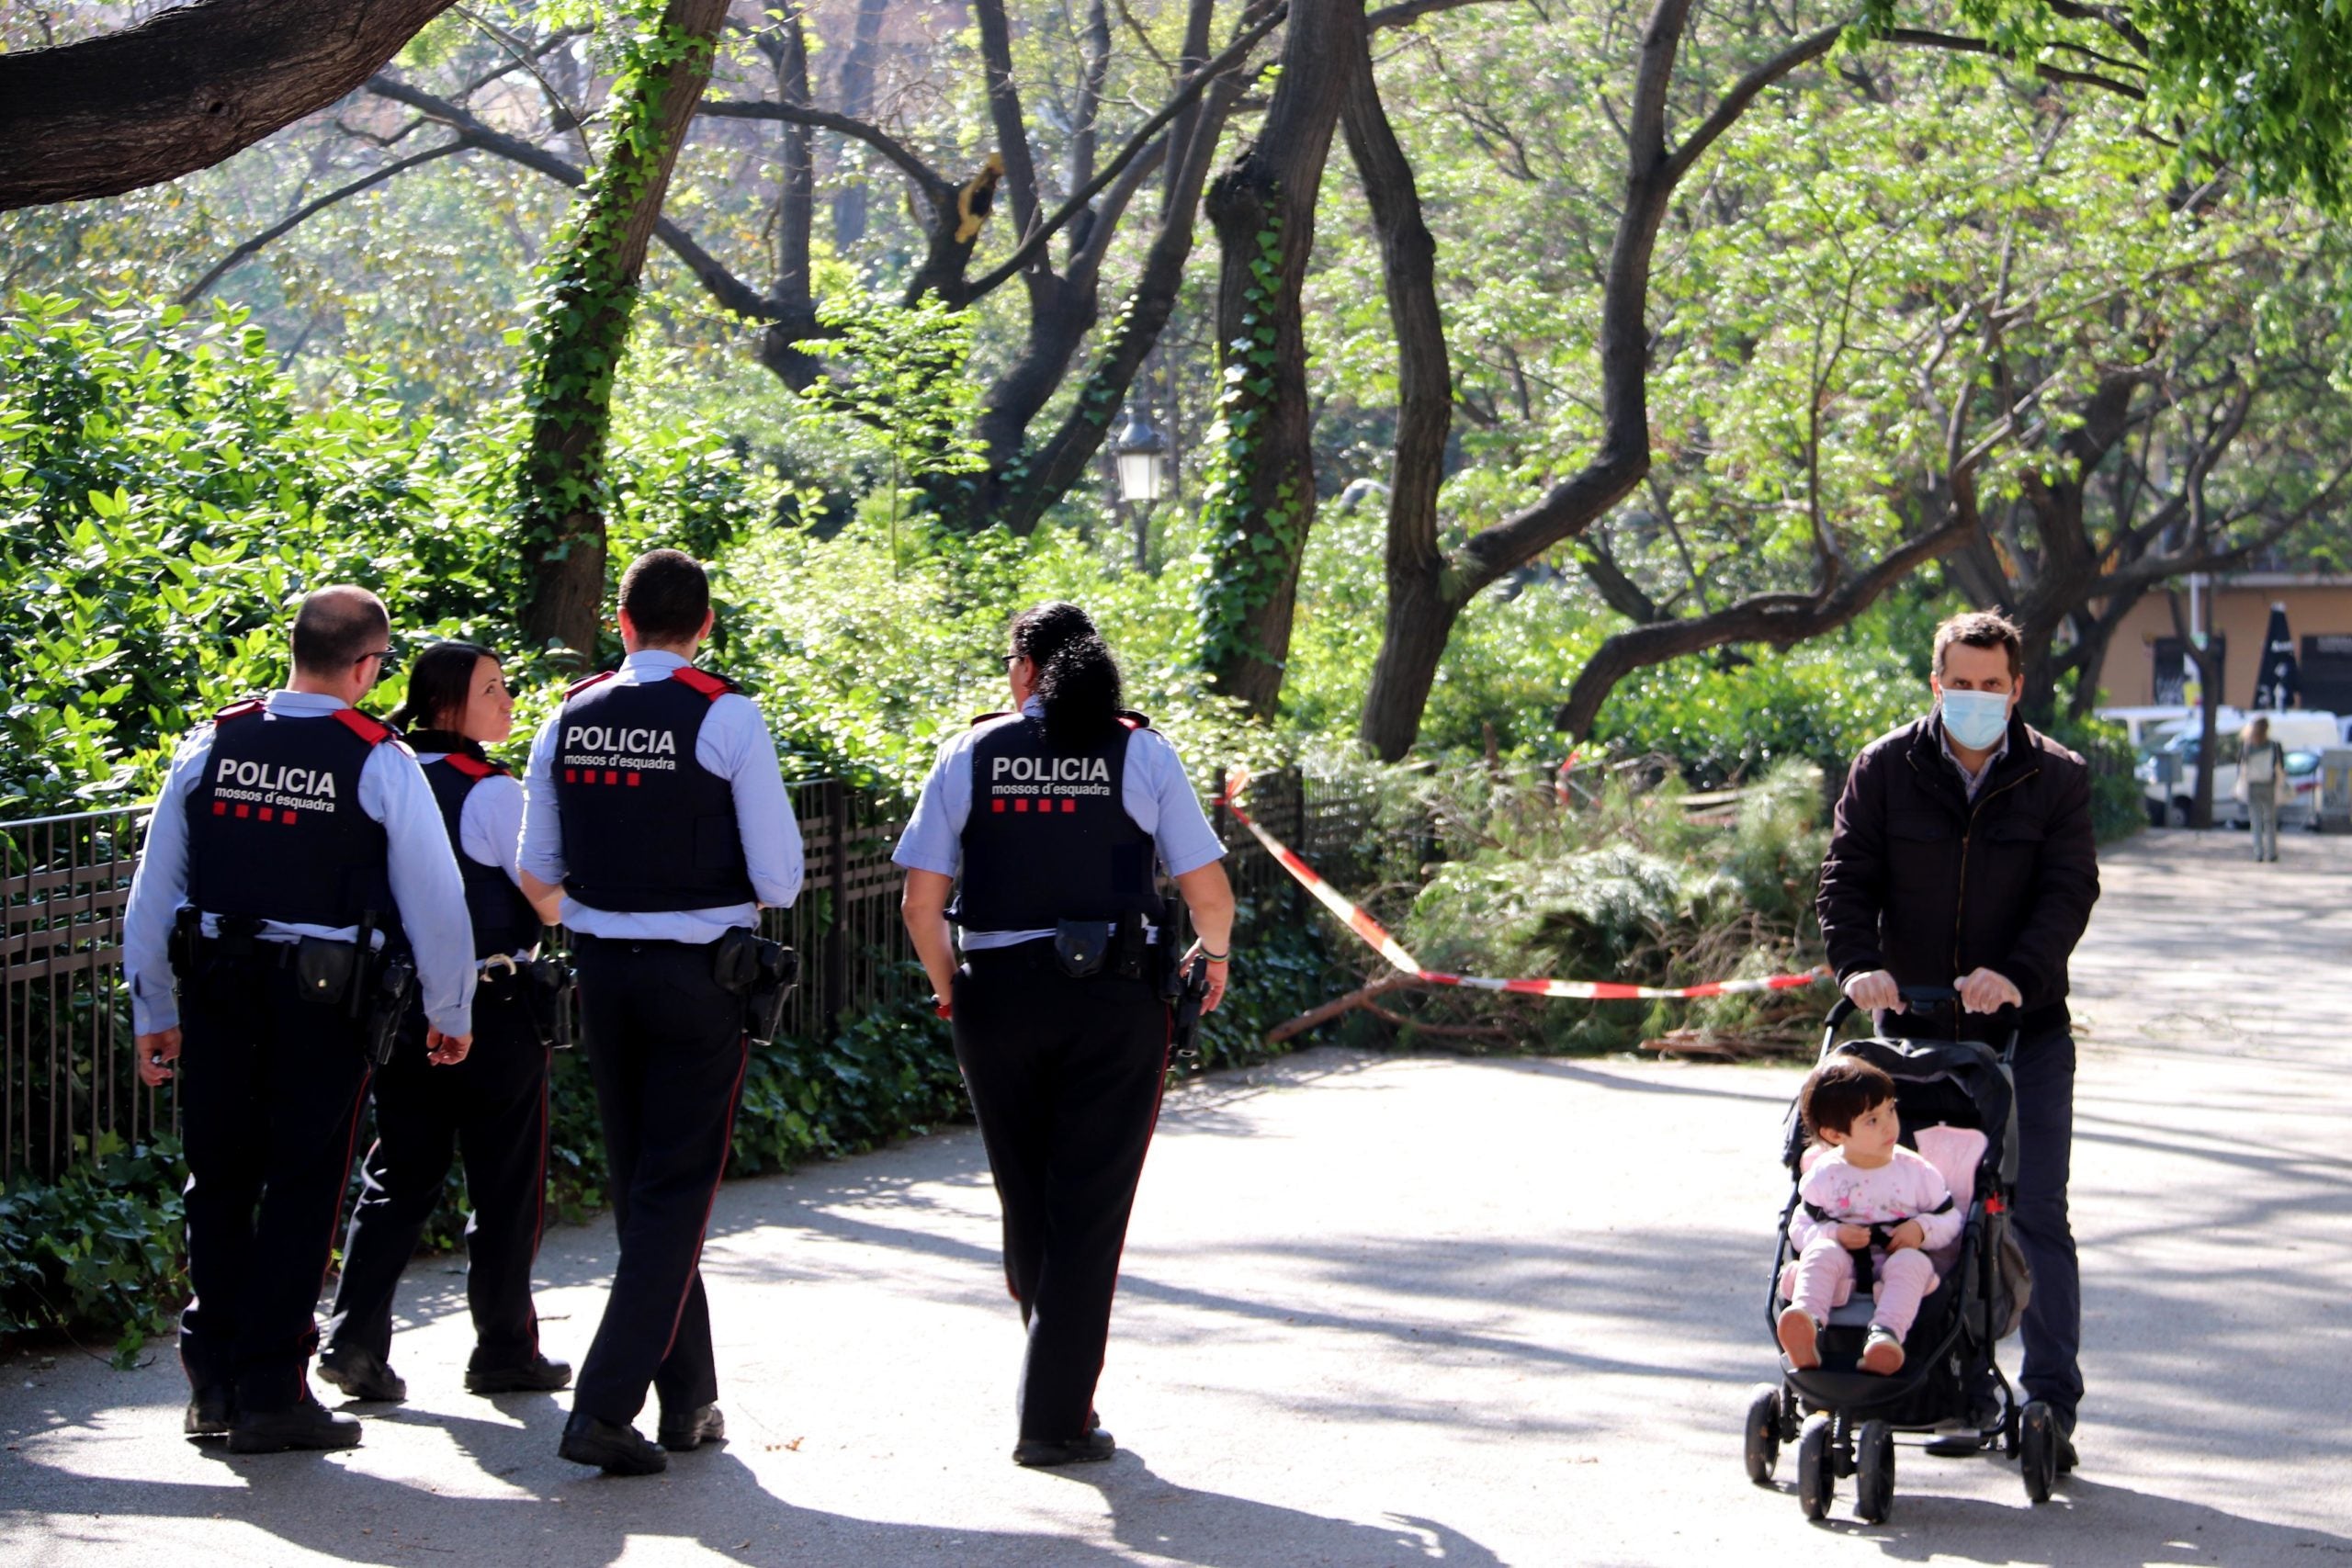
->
xmin=2138 ymin=711 xmax=2338 ymax=828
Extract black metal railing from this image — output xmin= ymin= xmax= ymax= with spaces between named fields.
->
xmin=2 ymin=763 xmax=1363 ymax=1184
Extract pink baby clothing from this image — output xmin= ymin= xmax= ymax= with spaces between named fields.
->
xmin=1783 ymin=1145 xmax=1962 ymax=1337
xmin=1788 ymin=1242 xmax=1937 ymax=1337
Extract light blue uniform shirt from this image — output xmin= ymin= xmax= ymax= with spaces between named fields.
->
xmin=518 ymin=650 xmax=803 ymax=943
xmin=892 ymin=698 xmax=1227 ymax=950
xmin=121 ymin=693 xmax=480 ymax=1039
xmin=416 ymin=753 xmax=534 ymax=960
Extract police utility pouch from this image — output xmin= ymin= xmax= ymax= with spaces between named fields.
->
xmin=1052 ymin=919 xmax=1114 ymax=978
xmin=713 ymin=926 xmax=798 ymax=1044
xmin=524 ymin=956 xmax=576 ymax=1050
xmin=294 ymin=936 xmax=360 ymax=1001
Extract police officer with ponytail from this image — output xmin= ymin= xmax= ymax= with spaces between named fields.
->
xmin=517 ymin=549 xmax=803 ymax=1476
xmin=316 ymin=640 xmax=573 ymax=1406
xmin=895 ymin=601 xmax=1235 ymax=1468
xmin=122 ymin=587 xmax=477 ymax=1454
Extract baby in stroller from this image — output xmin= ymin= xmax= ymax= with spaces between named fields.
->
xmin=1778 ymin=1057 xmax=1960 ymax=1377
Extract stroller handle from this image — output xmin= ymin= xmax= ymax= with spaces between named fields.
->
xmin=1820 ymin=984 xmax=2019 ymax=1060
xmin=1821 ymin=984 xmax=1956 ymax=1032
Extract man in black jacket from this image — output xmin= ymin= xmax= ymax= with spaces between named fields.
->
xmin=1817 ymin=610 xmax=2100 ymax=1462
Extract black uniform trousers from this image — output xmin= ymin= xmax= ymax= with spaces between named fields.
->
xmin=951 ymin=942 xmax=1171 ymax=1442
xmin=569 ymin=934 xmax=749 ymax=1427
xmin=177 ymin=951 xmax=373 ymax=1415
xmin=322 ymin=974 xmax=551 ymax=1372
xmin=2012 ymin=1028 xmax=2083 ymax=1424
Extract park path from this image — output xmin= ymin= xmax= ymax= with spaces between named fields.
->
xmin=3 ymin=826 xmax=2348 ymax=1565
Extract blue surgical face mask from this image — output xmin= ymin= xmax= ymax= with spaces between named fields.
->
xmin=1939 ymin=687 xmax=2011 ymax=750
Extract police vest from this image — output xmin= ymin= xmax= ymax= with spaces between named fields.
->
xmin=185 ymin=700 xmax=395 ymax=928
xmin=411 ymin=734 xmax=541 ymax=959
xmin=948 ymin=711 xmax=1168 ymax=932
xmin=553 ymin=667 xmax=755 ymax=913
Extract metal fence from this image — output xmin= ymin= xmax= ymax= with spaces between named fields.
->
xmin=0 ymin=764 xmax=1363 ymax=1185
xmin=0 ymin=784 xmax=930 ymax=1185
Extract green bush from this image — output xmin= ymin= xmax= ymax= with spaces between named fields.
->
xmin=2041 ymin=711 xmax=2146 ymax=845
xmin=0 ymin=1135 xmax=187 ymax=1367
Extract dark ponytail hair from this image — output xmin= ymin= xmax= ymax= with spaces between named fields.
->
xmin=389 ymin=639 xmax=499 ymax=737
xmin=1011 ymin=602 xmax=1122 ymax=750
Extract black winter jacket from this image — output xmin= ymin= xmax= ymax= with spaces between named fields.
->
xmin=1816 ymin=711 xmax=2101 ymax=1041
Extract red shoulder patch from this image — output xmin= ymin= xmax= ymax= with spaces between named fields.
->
xmin=672 ymin=666 xmax=737 ymax=701
xmin=331 ymin=707 xmax=392 ymax=746
xmin=1116 ymin=710 xmax=1152 ymax=731
xmin=565 ymin=670 xmax=617 ymax=699
xmin=970 ymin=711 xmax=1012 ymax=728
xmin=442 ymin=753 xmax=502 ymax=780
xmin=212 ymin=698 xmax=266 ymax=724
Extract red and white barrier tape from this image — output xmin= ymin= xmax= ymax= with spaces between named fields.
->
xmin=1220 ymin=768 xmax=1829 ymax=1001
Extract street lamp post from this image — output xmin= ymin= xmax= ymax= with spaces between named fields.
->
xmin=1110 ymin=402 xmax=1170 ymax=570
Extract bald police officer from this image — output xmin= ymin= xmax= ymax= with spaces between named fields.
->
xmin=519 ymin=549 xmax=803 ymax=1476
xmin=123 ymin=586 xmax=478 ymax=1454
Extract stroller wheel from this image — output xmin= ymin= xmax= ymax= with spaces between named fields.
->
xmin=1854 ymin=1420 xmax=1895 ymax=1524
xmin=1796 ymin=1415 xmax=1835 ymax=1521
xmin=2018 ymin=1401 xmax=2058 ymax=1504
xmin=1743 ymin=1384 xmax=1782 ymax=1484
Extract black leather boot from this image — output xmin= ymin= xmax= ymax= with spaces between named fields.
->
xmin=558 ymin=1411 xmax=667 ymax=1475
xmin=228 ymin=1395 xmax=363 ymax=1453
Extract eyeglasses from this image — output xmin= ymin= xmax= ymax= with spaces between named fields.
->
xmin=356 ymin=649 xmax=401 ymax=677
xmin=991 ymin=652 xmax=1021 ymax=670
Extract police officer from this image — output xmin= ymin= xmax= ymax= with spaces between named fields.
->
xmin=316 ymin=640 xmax=572 ymax=1404
xmin=894 ymin=601 xmax=1234 ymax=1467
xmin=123 ymin=586 xmax=477 ymax=1454
xmin=517 ymin=549 xmax=803 ymax=1475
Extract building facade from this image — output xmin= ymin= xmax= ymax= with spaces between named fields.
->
xmin=2091 ymin=574 xmax=2352 ymax=713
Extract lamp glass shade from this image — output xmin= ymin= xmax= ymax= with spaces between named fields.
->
xmin=1116 ymin=447 xmax=1166 ymax=502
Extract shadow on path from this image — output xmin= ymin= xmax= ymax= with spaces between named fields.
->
xmin=4 ymin=1419 xmax=1502 ymax=1568
xmin=1788 ymin=1469 xmax=2352 ymax=1565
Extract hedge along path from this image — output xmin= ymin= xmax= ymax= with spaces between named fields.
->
xmin=1221 ymin=769 xmax=1827 ymax=1043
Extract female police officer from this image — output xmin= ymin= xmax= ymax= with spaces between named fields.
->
xmin=317 ymin=640 xmax=572 ymax=1404
xmin=895 ymin=601 xmax=1235 ymax=1468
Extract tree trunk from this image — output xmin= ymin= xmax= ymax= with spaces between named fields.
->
xmin=831 ymin=0 xmax=891 ymax=249
xmin=1340 ymin=21 xmax=1455 ymax=761
xmin=761 ymin=10 xmax=820 ymax=389
xmin=1353 ymin=0 xmax=1750 ymax=752
xmin=517 ymin=0 xmax=731 ymax=662
xmin=1197 ymin=0 xmax=1354 ymax=716
xmin=2169 ymin=587 xmax=2222 ymax=829
xmin=0 ymin=0 xmax=459 ymax=209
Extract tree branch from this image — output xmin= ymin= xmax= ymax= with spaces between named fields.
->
xmin=179 ymin=138 xmax=470 ymax=304
xmin=698 ymin=100 xmax=951 ymax=202
xmin=368 ymin=73 xmax=794 ymax=324
xmin=1663 ymin=20 xmax=1849 ymax=185
xmin=0 ymin=0 xmax=460 ymax=209
xmin=964 ymin=3 xmax=1288 ymax=300
xmin=1366 ymin=0 xmax=1514 ymax=29
xmin=1882 ymin=28 xmax=2146 ymax=100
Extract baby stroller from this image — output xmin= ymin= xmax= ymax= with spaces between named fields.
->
xmin=1742 ymin=986 xmax=2058 ymax=1521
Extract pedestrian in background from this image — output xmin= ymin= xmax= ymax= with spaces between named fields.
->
xmin=895 ymin=601 xmax=1234 ymax=1468
xmin=2238 ymin=716 xmax=2285 ymax=863
xmin=318 ymin=639 xmax=571 ymax=1407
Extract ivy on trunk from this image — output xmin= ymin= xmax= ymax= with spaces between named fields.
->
xmin=515 ymin=0 xmax=731 ymax=663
